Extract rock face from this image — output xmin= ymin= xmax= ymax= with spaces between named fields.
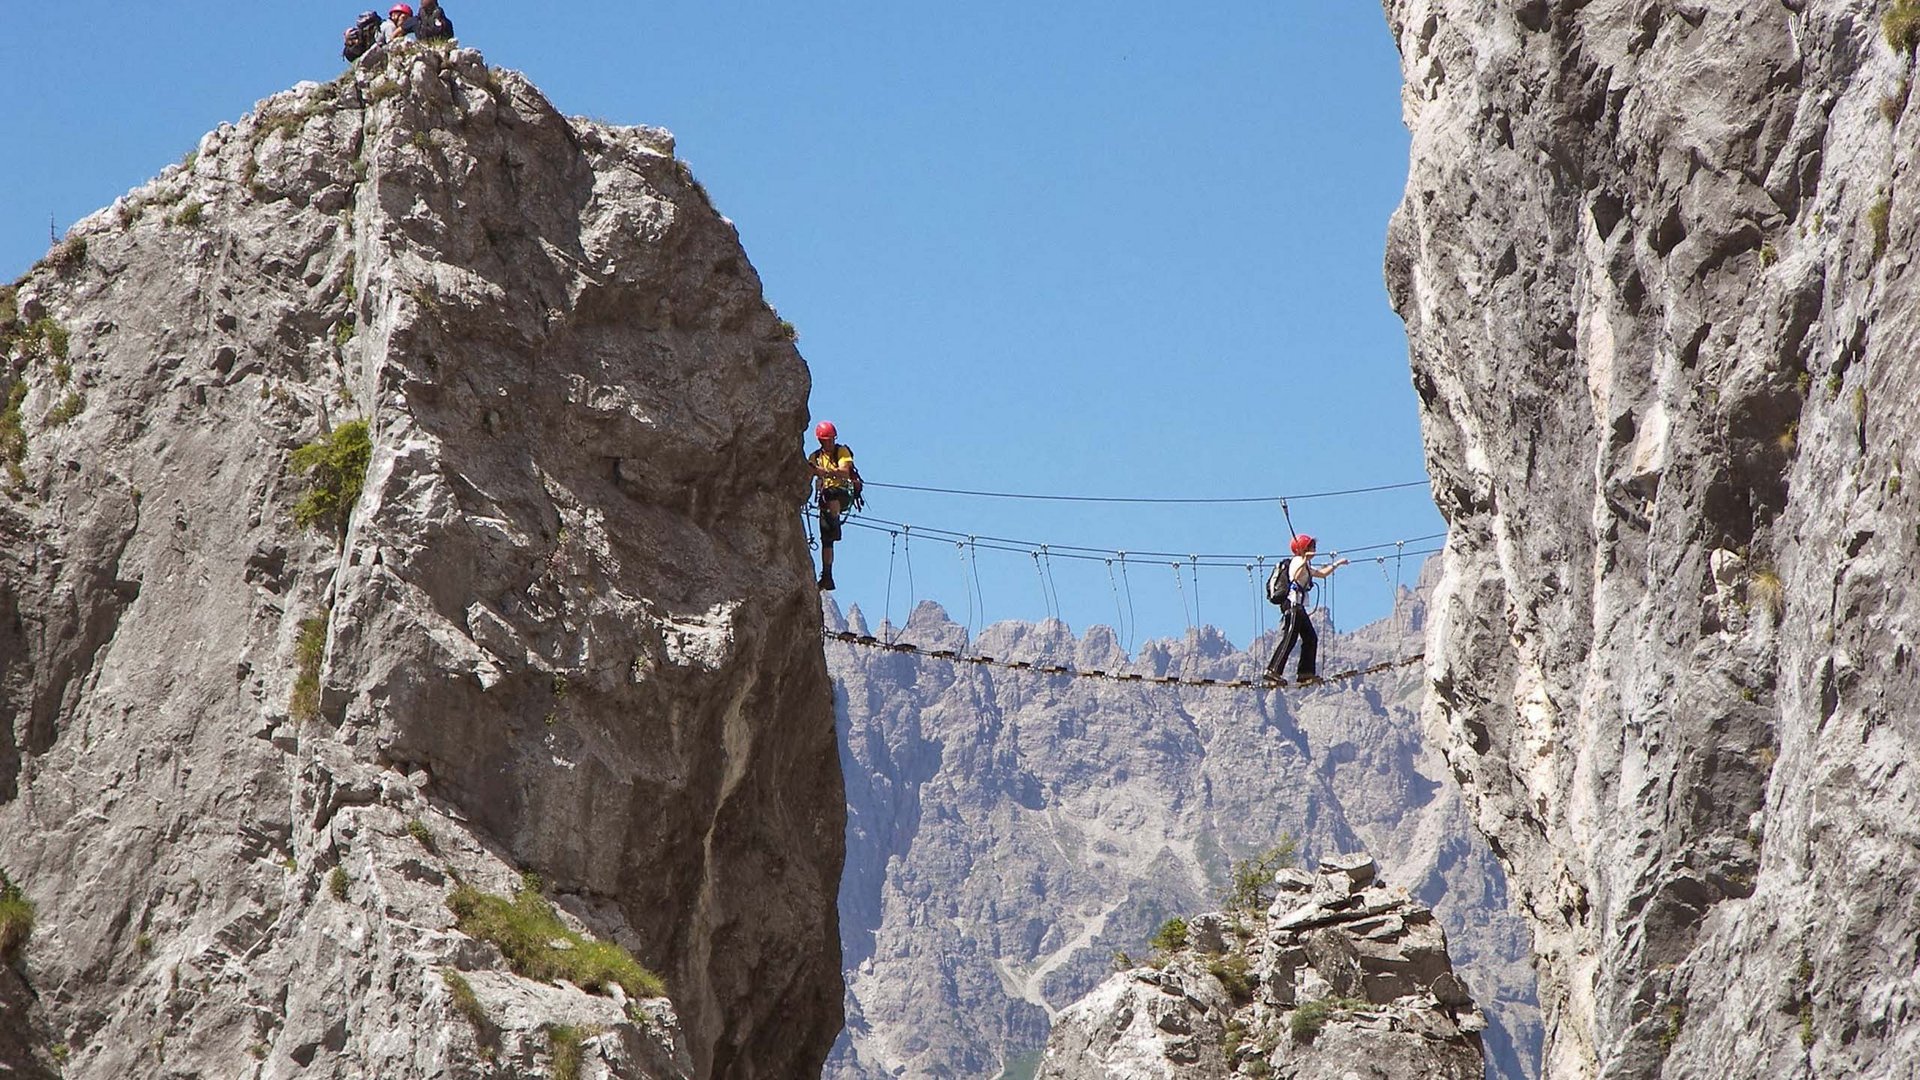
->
xmin=1039 ymin=854 xmax=1485 ymax=1080
xmin=0 ymin=46 xmax=840 ymax=1078
xmin=826 ymin=590 xmax=1540 ymax=1080
xmin=1386 ymin=2 xmax=1920 ymax=1077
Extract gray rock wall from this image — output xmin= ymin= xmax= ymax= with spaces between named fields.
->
xmin=826 ymin=592 xmax=1538 ymax=1080
xmin=1385 ymin=2 xmax=1920 ymax=1076
xmin=0 ymin=46 xmax=841 ymax=1079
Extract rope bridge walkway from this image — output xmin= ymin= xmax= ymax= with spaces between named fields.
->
xmin=824 ymin=629 xmax=1426 ymax=692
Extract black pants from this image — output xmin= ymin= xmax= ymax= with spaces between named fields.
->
xmin=817 ymin=492 xmax=847 ymax=545
xmin=1266 ymin=605 xmax=1317 ymax=680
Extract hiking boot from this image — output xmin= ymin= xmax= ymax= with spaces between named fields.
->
xmin=1296 ymin=672 xmax=1322 ymax=686
xmin=818 ymin=570 xmax=836 ymax=591
xmin=1263 ymin=674 xmax=1287 ymax=688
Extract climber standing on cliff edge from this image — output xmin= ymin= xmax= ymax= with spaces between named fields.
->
xmin=1265 ymin=533 xmax=1348 ymax=685
xmin=808 ymin=421 xmax=860 ymax=591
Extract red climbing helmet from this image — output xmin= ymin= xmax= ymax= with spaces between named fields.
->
xmin=389 ymin=4 xmax=413 ymax=17
xmin=1290 ymin=534 xmax=1315 ymax=557
xmin=814 ymin=421 xmax=837 ymax=441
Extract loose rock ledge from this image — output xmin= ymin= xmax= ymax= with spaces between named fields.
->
xmin=1038 ymin=854 xmax=1483 ymax=1079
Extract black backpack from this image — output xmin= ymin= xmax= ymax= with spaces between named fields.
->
xmin=342 ymin=12 xmax=382 ymax=60
xmin=417 ymin=7 xmax=455 ymax=40
xmin=1265 ymin=561 xmax=1290 ymax=607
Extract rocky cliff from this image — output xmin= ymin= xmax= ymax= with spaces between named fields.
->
xmin=1386 ymin=1 xmax=1920 ymax=1077
xmin=825 ymin=592 xmax=1540 ymax=1080
xmin=0 ymin=45 xmax=841 ymax=1078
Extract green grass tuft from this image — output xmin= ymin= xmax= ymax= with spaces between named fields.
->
xmin=1290 ymin=996 xmax=1367 ymax=1044
xmin=289 ymin=419 xmax=372 ymax=530
xmin=44 ymin=392 xmax=84 ymax=428
xmin=407 ymin=818 xmax=438 ymax=854
xmin=548 ymin=1024 xmax=589 ymax=1080
xmin=1209 ymin=950 xmax=1255 ymax=1003
xmin=1888 ymin=0 xmax=1920 ymax=51
xmin=173 ymin=201 xmax=204 ymax=228
xmin=1868 ymin=197 xmax=1892 ymax=261
xmin=442 ymin=968 xmax=494 ymax=1055
xmin=0 ymin=381 xmax=27 ymax=471
xmin=0 ymin=871 xmax=33 ymax=961
xmin=46 ymin=237 xmax=87 ymax=273
xmin=290 ymin=610 xmax=330 ymax=722
xmin=447 ymin=882 xmax=667 ymax=1000
xmin=329 ymin=866 xmax=350 ymax=901
xmin=1749 ymin=567 xmax=1787 ymax=622
xmin=23 ymin=317 xmax=70 ymax=360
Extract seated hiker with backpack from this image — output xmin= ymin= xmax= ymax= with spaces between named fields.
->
xmin=414 ymin=0 xmax=455 ymax=41
xmin=808 ymin=421 xmax=861 ymax=591
xmin=342 ymin=10 xmax=383 ymax=62
xmin=1264 ymin=533 xmax=1348 ymax=685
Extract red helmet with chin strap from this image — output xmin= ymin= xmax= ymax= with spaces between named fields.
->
xmin=1290 ymin=534 xmax=1315 ymax=557
xmin=814 ymin=421 xmax=837 ymax=441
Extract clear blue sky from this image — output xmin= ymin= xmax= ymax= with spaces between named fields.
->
xmin=1 ymin=2 xmax=1438 ymax=654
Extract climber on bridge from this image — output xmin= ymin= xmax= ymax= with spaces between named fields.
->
xmin=1264 ymin=533 xmax=1349 ymax=686
xmin=808 ymin=421 xmax=861 ymax=591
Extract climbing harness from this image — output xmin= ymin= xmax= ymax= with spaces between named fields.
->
xmin=824 ymin=628 xmax=1424 ymax=692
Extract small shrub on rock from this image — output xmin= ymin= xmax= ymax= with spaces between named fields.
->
xmin=329 ymin=866 xmax=350 ymax=901
xmin=290 ymin=610 xmax=329 ymax=722
xmin=1289 ymin=996 xmax=1366 ymax=1044
xmin=289 ymin=420 xmax=372 ymax=530
xmin=1148 ymin=917 xmax=1189 ymax=953
xmin=1226 ymin=837 xmax=1300 ymax=911
xmin=0 ymin=871 xmax=35 ymax=962
xmin=406 ymin=818 xmax=438 ymax=853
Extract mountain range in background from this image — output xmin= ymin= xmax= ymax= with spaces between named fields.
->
xmin=824 ymin=575 xmax=1541 ymax=1080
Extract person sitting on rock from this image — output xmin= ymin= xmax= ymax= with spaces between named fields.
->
xmin=808 ymin=421 xmax=860 ymax=591
xmin=414 ymin=0 xmax=454 ymax=42
xmin=383 ymin=4 xmax=418 ymax=43
xmin=341 ymin=10 xmax=383 ymax=63
xmin=1264 ymin=533 xmax=1348 ymax=685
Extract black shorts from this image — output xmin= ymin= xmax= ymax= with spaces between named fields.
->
xmin=817 ymin=491 xmax=848 ymax=543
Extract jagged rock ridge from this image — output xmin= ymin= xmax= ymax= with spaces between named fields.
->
xmin=0 ymin=44 xmax=841 ymax=1078
xmin=826 ymin=588 xmax=1540 ymax=1080
xmin=1039 ymin=853 xmax=1485 ymax=1080
xmin=1386 ymin=2 xmax=1920 ymax=1077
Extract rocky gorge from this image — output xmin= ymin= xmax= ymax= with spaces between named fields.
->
xmin=1387 ymin=1 xmax=1920 ymax=1077
xmin=0 ymin=45 xmax=841 ymax=1079
xmin=825 ymin=593 xmax=1540 ymax=1080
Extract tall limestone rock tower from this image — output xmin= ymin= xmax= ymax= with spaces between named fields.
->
xmin=0 ymin=45 xmax=843 ymax=1079
xmin=1386 ymin=2 xmax=1920 ymax=1077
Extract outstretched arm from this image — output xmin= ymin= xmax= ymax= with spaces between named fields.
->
xmin=1311 ymin=557 xmax=1350 ymax=578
